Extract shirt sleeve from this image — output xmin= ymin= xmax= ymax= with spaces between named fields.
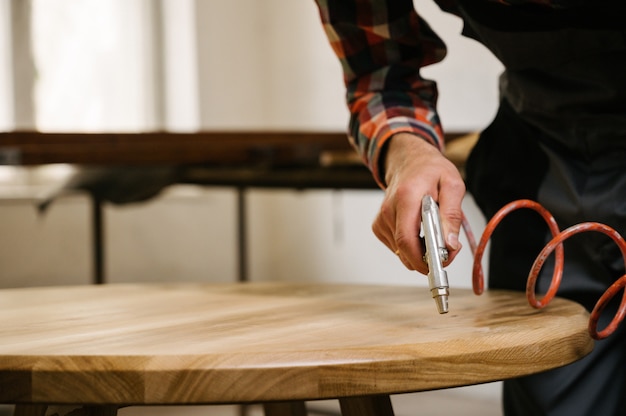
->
xmin=314 ymin=0 xmax=447 ymax=187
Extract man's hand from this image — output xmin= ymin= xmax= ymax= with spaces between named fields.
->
xmin=372 ymin=133 xmax=466 ymax=274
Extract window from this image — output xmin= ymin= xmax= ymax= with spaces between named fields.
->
xmin=0 ymin=0 xmax=12 ymax=130
xmin=31 ymin=0 xmax=157 ymax=131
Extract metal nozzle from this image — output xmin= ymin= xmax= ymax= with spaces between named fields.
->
xmin=431 ymin=287 xmax=449 ymax=314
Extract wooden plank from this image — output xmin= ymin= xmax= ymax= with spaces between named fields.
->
xmin=0 ymin=131 xmax=353 ymax=166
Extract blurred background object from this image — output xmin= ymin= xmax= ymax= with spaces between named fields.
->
xmin=0 ymin=1 xmax=505 ymax=414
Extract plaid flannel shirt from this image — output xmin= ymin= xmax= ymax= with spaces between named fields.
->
xmin=314 ymin=0 xmax=584 ymax=187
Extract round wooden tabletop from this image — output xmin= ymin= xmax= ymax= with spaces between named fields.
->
xmin=0 ymin=282 xmax=593 ymax=405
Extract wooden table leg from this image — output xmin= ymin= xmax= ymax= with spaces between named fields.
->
xmin=263 ymin=401 xmax=307 ymax=416
xmin=91 ymin=195 xmax=105 ymax=285
xmin=338 ymin=396 xmax=394 ymax=416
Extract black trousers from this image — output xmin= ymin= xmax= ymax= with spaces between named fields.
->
xmin=465 ymin=99 xmax=626 ymax=416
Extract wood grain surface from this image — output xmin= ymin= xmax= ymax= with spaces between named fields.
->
xmin=0 ymin=282 xmax=592 ymax=405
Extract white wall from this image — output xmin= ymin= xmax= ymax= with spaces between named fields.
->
xmin=193 ymin=0 xmax=503 ymax=132
xmin=194 ymin=0 xmax=349 ymax=131
xmin=106 ymin=187 xmax=239 ymax=285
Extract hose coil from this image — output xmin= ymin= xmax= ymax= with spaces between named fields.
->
xmin=466 ymin=199 xmax=626 ymax=340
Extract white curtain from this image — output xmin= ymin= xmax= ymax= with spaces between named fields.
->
xmin=1 ymin=0 xmax=193 ymax=132
xmin=0 ymin=1 xmax=12 ymax=131
xmin=4 ymin=0 xmax=350 ymax=134
xmin=30 ymin=0 xmax=159 ymax=132
xmin=1 ymin=0 xmax=35 ymax=130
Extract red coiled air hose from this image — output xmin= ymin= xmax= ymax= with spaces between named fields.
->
xmin=466 ymin=199 xmax=626 ymax=340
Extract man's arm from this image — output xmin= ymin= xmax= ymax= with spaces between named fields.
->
xmin=315 ymin=0 xmax=447 ymax=186
xmin=314 ymin=0 xmax=465 ymax=273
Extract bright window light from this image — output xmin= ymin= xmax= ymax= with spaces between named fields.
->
xmin=31 ymin=0 xmax=155 ymax=132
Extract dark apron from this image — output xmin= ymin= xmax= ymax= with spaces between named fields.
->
xmin=457 ymin=2 xmax=626 ymax=415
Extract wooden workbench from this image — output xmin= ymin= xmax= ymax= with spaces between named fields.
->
xmin=0 ymin=282 xmax=592 ymax=415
